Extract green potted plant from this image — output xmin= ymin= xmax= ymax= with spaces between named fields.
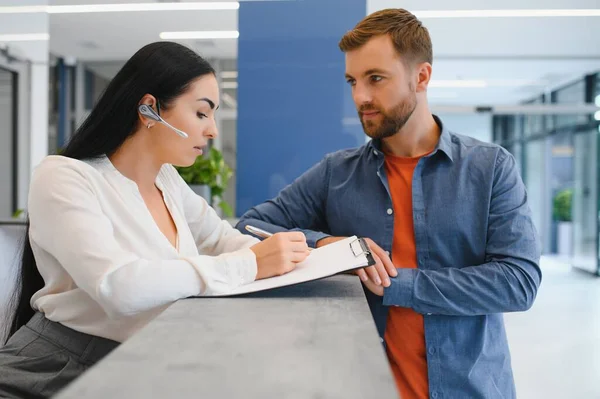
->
xmin=553 ymin=188 xmax=573 ymax=256
xmin=176 ymin=147 xmax=234 ymax=217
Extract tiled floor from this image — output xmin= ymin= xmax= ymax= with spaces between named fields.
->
xmin=505 ymin=256 xmax=600 ymax=398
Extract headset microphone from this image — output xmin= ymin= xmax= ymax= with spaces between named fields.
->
xmin=138 ymin=104 xmax=189 ymax=139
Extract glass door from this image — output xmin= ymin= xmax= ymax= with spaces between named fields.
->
xmin=572 ymin=129 xmax=598 ymax=273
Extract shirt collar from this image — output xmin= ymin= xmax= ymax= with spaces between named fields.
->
xmin=367 ymin=114 xmax=454 ymax=163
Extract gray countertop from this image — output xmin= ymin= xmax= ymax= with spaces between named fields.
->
xmin=56 ymin=275 xmax=399 ymax=399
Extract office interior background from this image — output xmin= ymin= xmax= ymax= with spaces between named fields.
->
xmin=0 ymin=0 xmax=599 ymax=397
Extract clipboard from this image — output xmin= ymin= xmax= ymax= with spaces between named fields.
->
xmin=203 ymin=236 xmax=376 ymax=297
xmin=349 ymin=237 xmax=376 ymax=267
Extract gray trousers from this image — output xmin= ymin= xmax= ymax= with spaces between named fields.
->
xmin=0 ymin=312 xmax=119 ymax=398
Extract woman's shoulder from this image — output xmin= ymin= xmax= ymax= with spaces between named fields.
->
xmin=31 ymin=155 xmax=106 ymax=191
xmin=35 ymin=155 xmax=101 ymax=172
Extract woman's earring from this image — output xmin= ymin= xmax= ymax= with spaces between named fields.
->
xmin=147 ymin=122 xmax=152 ymax=129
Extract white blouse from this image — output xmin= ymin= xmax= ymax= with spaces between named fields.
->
xmin=27 ymin=155 xmax=259 ymax=342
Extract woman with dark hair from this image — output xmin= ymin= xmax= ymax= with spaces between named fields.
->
xmin=0 ymin=41 xmax=309 ymax=398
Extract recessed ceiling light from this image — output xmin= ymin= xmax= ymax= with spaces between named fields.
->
xmin=0 ymin=6 xmax=46 ymax=13
xmin=0 ymin=2 xmax=239 ymax=14
xmin=220 ymin=71 xmax=238 ymax=79
xmin=0 ymin=33 xmax=50 ymax=42
xmin=221 ymin=82 xmax=238 ymax=89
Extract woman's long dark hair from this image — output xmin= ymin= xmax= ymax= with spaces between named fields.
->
xmin=5 ymin=41 xmax=215 ymax=342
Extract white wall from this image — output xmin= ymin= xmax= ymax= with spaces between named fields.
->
xmin=0 ymin=0 xmax=49 ymax=212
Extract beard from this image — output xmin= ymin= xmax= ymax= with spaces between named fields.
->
xmin=359 ymin=89 xmax=417 ymax=140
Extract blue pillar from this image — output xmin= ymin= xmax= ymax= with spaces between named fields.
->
xmin=236 ymin=0 xmax=366 ymax=216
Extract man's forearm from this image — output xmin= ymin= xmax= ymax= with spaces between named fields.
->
xmin=383 ymin=259 xmax=541 ymax=316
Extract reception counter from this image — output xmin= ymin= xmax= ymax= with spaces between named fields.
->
xmin=56 ymin=275 xmax=399 ymax=398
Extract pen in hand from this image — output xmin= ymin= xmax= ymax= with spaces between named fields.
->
xmin=245 ymin=225 xmax=312 ymax=251
xmin=245 ymin=225 xmax=274 ymax=239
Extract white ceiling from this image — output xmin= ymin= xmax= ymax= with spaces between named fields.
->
xmin=49 ymin=0 xmax=238 ymax=61
xmin=370 ymin=0 xmax=600 ymax=104
xmin=45 ymin=0 xmax=600 ymax=105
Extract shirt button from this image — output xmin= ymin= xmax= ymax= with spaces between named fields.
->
xmin=380 ymin=337 xmax=384 ymax=344
xmin=432 ymin=392 xmax=439 ymax=398
xmin=385 ymin=251 xmax=390 ymax=256
xmin=427 ymin=313 xmax=432 ymax=316
xmin=387 ymin=208 xmax=393 ymax=215
xmin=374 ymin=150 xmax=379 ymax=156
xmin=428 ymin=347 xmax=436 ymax=355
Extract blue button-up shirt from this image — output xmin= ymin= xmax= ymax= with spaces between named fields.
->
xmin=236 ymin=117 xmax=542 ymax=399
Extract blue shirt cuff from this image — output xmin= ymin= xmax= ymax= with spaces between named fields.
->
xmin=291 ymin=229 xmax=330 ymax=248
xmin=383 ymin=268 xmax=417 ymax=308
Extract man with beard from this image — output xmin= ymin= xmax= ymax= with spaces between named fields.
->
xmin=237 ymin=8 xmax=541 ymax=399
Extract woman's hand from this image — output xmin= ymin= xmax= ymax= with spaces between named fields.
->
xmin=250 ymin=232 xmax=310 ymax=280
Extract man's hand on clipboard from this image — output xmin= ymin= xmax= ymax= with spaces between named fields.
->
xmin=316 ymin=236 xmax=397 ymax=292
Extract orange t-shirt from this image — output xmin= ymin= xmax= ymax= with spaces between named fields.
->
xmin=384 ymin=153 xmax=429 ymax=399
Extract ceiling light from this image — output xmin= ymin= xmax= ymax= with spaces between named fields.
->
xmin=595 ymin=95 xmax=600 ymax=107
xmin=0 ymin=33 xmax=50 ymax=42
xmin=160 ymin=31 xmax=239 ymax=40
xmin=220 ymin=71 xmax=238 ymax=79
xmin=595 ymin=111 xmax=600 ymax=121
xmin=0 ymin=6 xmax=46 ymax=13
xmin=0 ymin=2 xmax=239 ymax=14
xmin=221 ymin=82 xmax=238 ymax=89
xmin=414 ymin=9 xmax=600 ymax=18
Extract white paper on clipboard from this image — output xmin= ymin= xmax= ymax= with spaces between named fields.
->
xmin=205 ymin=236 xmax=374 ymax=297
